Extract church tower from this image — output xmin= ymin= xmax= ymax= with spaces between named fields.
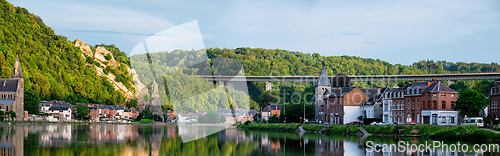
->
xmin=11 ymin=56 xmax=24 ymax=121
xmin=314 ymin=66 xmax=331 ymax=122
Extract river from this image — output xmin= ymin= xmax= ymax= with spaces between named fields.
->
xmin=0 ymin=124 xmax=498 ymax=156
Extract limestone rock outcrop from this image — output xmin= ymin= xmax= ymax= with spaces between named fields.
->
xmin=73 ymin=39 xmax=135 ymax=100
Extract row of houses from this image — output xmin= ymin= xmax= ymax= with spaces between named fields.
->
xmin=313 ymin=66 xmax=462 ymax=125
xmin=37 ymin=100 xmax=138 ymax=122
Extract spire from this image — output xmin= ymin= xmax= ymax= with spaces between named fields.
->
xmin=11 ymin=55 xmax=23 ymax=79
xmin=316 ymin=66 xmax=331 ymax=86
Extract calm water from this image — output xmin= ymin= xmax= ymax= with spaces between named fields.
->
xmin=0 ymin=124 xmax=498 ymax=156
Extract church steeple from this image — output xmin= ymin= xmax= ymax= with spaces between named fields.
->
xmin=11 ymin=55 xmax=23 ymax=79
xmin=316 ymin=66 xmax=331 ymax=86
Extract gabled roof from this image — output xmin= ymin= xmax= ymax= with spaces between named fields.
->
xmin=0 ymin=99 xmax=15 ymax=104
xmin=49 ymin=106 xmax=71 ymax=111
xmin=323 ymin=89 xmax=330 ymax=95
xmin=262 ymin=104 xmax=283 ymax=112
xmin=423 ymin=82 xmax=457 ymax=93
xmin=329 ymin=87 xmax=356 ymax=98
xmin=316 ymin=66 xmax=331 ymax=86
xmin=0 ymin=79 xmax=18 ymax=92
xmin=408 ymin=82 xmax=428 ymax=89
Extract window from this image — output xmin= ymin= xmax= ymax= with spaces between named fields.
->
xmin=451 ymin=117 xmax=455 ymax=123
xmin=451 ymin=102 xmax=455 ymax=110
xmin=433 ymin=94 xmax=437 ymax=97
xmin=451 ymin=94 xmax=455 ymax=98
xmin=423 ymin=101 xmax=426 ymax=109
xmin=433 ymin=101 xmax=437 ymax=109
xmin=442 ymin=101 xmax=446 ymax=110
xmin=442 ymin=94 xmax=446 ymax=97
xmin=442 ymin=116 xmax=446 ymax=123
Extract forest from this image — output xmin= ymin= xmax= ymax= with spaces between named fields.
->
xmin=0 ymin=1 xmax=129 ymax=106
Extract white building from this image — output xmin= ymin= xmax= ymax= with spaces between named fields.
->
xmin=421 ymin=110 xmax=458 ymax=126
xmin=47 ymin=106 xmax=72 ymax=122
xmin=382 ymin=88 xmax=398 ymax=123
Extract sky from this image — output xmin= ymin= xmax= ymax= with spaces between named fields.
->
xmin=9 ymin=0 xmax=500 ymax=65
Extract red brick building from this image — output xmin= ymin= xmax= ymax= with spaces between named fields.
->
xmin=489 ymin=81 xmax=500 ymax=118
xmin=322 ymin=87 xmax=368 ymax=125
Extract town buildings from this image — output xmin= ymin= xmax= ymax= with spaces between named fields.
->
xmin=314 ymin=66 xmax=460 ymax=125
xmin=489 ymin=81 xmax=500 ymax=119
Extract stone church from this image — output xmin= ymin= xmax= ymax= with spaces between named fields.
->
xmin=0 ymin=56 xmax=24 ymax=121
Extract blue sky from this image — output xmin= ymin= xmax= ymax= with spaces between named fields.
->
xmin=10 ymin=0 xmax=500 ymax=65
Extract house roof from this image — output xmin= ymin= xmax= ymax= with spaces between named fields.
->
xmin=0 ymin=99 xmax=15 ymax=104
xmin=408 ymin=82 xmax=428 ymax=89
xmin=323 ymin=89 xmax=330 ymax=95
xmin=262 ymin=104 xmax=283 ymax=112
xmin=423 ymin=82 xmax=456 ymax=93
xmin=0 ymin=79 xmax=18 ymax=92
xmin=329 ymin=87 xmax=356 ymax=98
xmin=316 ymin=66 xmax=331 ymax=86
xmin=49 ymin=106 xmax=71 ymax=111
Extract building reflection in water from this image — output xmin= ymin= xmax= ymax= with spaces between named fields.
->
xmin=0 ymin=124 xmax=497 ymax=156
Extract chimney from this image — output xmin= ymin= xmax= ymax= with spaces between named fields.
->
xmin=427 ymin=81 xmax=431 ymax=88
xmin=432 ymin=78 xmax=437 ymax=83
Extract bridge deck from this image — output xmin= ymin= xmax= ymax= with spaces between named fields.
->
xmin=199 ymin=73 xmax=500 ymax=82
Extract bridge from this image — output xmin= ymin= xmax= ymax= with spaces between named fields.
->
xmin=198 ymin=73 xmax=500 ymax=90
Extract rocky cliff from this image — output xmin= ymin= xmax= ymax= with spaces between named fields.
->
xmin=73 ymin=39 xmax=135 ymax=100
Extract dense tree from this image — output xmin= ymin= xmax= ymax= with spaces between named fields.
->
xmin=6 ymin=111 xmax=16 ymax=121
xmin=257 ymin=90 xmax=279 ymax=108
xmin=198 ymin=115 xmax=207 ymax=123
xmin=454 ymin=90 xmax=489 ymax=117
xmin=0 ymin=110 xmax=4 ymax=121
xmin=205 ymin=111 xmax=219 ymax=123
xmin=74 ymin=104 xmax=90 ymax=120
xmin=24 ymin=88 xmax=40 ymax=114
xmin=126 ymin=99 xmax=138 ymax=108
xmin=219 ymin=116 xmax=226 ymax=123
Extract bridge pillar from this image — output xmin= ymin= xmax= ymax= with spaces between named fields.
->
xmin=218 ymin=81 xmax=226 ymax=88
xmin=447 ymin=80 xmax=454 ymax=86
xmin=266 ymin=81 xmax=272 ymax=91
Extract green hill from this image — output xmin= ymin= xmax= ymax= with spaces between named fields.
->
xmin=0 ymin=0 xmax=129 ymax=105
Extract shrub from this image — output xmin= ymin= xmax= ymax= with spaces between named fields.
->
xmin=237 ymin=123 xmax=300 ymax=132
xmin=244 ymin=120 xmax=251 ymax=125
xmin=303 ymin=124 xmax=324 ymax=131
xmin=139 ymin=119 xmax=154 ymax=123
xmin=325 ymin=125 xmax=359 ymax=133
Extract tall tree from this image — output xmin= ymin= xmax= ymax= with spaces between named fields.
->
xmin=74 ymin=104 xmax=90 ymax=120
xmin=257 ymin=90 xmax=279 ymax=108
xmin=454 ymin=89 xmax=489 ymax=117
xmin=24 ymin=89 xmax=40 ymax=114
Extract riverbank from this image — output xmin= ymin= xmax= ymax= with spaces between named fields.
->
xmin=237 ymin=123 xmax=360 ymax=134
xmin=363 ymin=124 xmax=500 ymax=140
xmin=237 ymin=123 xmax=500 ymax=140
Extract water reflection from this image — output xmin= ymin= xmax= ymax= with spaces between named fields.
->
xmin=0 ymin=124 xmax=498 ymax=156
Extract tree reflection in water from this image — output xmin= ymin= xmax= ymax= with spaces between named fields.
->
xmin=0 ymin=124 xmax=495 ymax=156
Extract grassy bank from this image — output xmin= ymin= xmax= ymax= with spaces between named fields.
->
xmin=237 ymin=123 xmax=300 ymax=132
xmin=324 ymin=125 xmax=359 ymax=133
xmin=431 ymin=125 xmax=500 ymax=139
xmin=363 ymin=125 xmax=453 ymax=136
xmin=302 ymin=124 xmax=325 ymax=131
xmin=364 ymin=125 xmax=500 ymax=140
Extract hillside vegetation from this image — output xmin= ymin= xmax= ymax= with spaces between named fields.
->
xmin=0 ymin=1 xmax=128 ymax=105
